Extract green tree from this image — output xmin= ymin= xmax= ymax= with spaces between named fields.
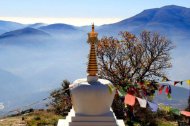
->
xmin=49 ymin=80 xmax=72 ymax=116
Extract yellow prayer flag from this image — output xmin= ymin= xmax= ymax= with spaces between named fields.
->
xmin=186 ymin=80 xmax=190 ymax=85
xmin=107 ymin=84 xmax=115 ymax=94
xmin=145 ymin=81 xmax=150 ymax=85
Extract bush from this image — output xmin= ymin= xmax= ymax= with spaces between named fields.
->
xmin=49 ymin=80 xmax=72 ymax=116
xmin=34 ymin=116 xmax=41 ymax=121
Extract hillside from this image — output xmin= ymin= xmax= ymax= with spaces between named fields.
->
xmin=0 ymin=20 xmax=25 ymax=35
xmin=97 ymin=5 xmax=190 ymax=37
xmin=0 ymin=109 xmax=179 ymax=126
xmin=0 ymin=27 xmax=51 ymax=46
xmin=154 ymin=85 xmax=189 ymax=109
xmin=39 ymin=23 xmax=81 ymax=35
xmin=0 ymin=27 xmax=50 ymax=39
xmin=0 ymin=110 xmax=63 ymax=126
xmin=27 ymin=23 xmax=47 ymax=29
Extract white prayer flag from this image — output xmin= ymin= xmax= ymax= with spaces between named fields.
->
xmin=136 ymin=97 xmax=147 ymax=108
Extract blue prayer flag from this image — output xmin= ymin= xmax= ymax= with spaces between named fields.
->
xmin=148 ymin=101 xmax=158 ymax=112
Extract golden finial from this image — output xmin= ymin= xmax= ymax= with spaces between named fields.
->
xmin=87 ymin=24 xmax=98 ymax=79
xmin=92 ymin=23 xmax=94 ymax=32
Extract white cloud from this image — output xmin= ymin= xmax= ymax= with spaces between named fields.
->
xmin=0 ymin=17 xmax=122 ymax=26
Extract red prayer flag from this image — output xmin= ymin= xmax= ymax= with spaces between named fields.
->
xmin=159 ymin=89 xmax=162 ymax=95
xmin=124 ymin=94 xmax=136 ymax=106
xmin=158 ymin=85 xmax=165 ymax=95
xmin=165 ymin=86 xmax=169 ymax=94
xmin=181 ymin=111 xmax=190 ymax=117
xmin=174 ymin=81 xmax=180 ymax=86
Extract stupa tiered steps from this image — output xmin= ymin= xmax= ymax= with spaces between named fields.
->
xmin=57 ymin=108 xmax=125 ymax=126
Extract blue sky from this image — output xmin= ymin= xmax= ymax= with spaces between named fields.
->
xmin=0 ymin=0 xmax=190 ymax=25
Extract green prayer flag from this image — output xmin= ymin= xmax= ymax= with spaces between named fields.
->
xmin=118 ymin=87 xmax=126 ymax=96
xmin=167 ymin=93 xmax=172 ymax=100
xmin=171 ymin=108 xmax=180 ymax=115
xmin=117 ymin=90 xmax=123 ymax=97
xmin=107 ymin=84 xmax=115 ymax=94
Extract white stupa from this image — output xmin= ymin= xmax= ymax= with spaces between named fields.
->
xmin=57 ymin=24 xmax=125 ymax=126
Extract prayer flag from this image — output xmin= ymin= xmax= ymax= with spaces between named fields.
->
xmin=145 ymin=81 xmax=150 ymax=85
xmin=167 ymin=93 xmax=172 ymax=100
xmin=180 ymin=81 xmax=183 ymax=85
xmin=168 ymin=85 xmax=171 ymax=94
xmin=171 ymin=108 xmax=180 ymax=115
xmin=118 ymin=87 xmax=126 ymax=97
xmin=107 ymin=84 xmax=115 ymax=94
xmin=165 ymin=86 xmax=169 ymax=94
xmin=117 ymin=90 xmax=124 ymax=97
xmin=136 ymin=97 xmax=147 ymax=108
xmin=186 ymin=80 xmax=190 ymax=85
xmin=125 ymin=94 xmax=136 ymax=106
xmin=181 ymin=111 xmax=190 ymax=117
xmin=174 ymin=81 xmax=180 ymax=86
xmin=158 ymin=85 xmax=165 ymax=95
xmin=148 ymin=101 xmax=158 ymax=112
xmin=162 ymin=76 xmax=170 ymax=82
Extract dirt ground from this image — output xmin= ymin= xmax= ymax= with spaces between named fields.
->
xmin=0 ymin=116 xmax=26 ymax=126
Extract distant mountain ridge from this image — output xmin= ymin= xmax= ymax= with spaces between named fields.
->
xmin=0 ymin=5 xmax=189 ymax=37
xmin=0 ymin=27 xmax=50 ymax=39
xmin=0 ymin=20 xmax=25 ymax=35
xmin=27 ymin=23 xmax=47 ymax=29
xmin=97 ymin=5 xmax=190 ymax=36
xmin=39 ymin=23 xmax=80 ymax=34
xmin=0 ymin=27 xmax=51 ymax=46
xmin=117 ymin=5 xmax=190 ymax=26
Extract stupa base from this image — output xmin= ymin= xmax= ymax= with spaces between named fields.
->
xmin=57 ymin=108 xmax=125 ymax=126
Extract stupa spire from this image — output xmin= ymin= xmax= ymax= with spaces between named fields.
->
xmin=87 ymin=24 xmax=98 ymax=78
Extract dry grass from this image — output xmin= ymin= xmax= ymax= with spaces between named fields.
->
xmin=157 ymin=119 xmax=178 ymax=126
xmin=0 ymin=116 xmax=26 ymax=126
xmin=0 ymin=110 xmax=63 ymax=126
xmin=26 ymin=110 xmax=63 ymax=126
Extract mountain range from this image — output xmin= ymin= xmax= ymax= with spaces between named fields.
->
xmin=97 ymin=5 xmax=190 ymax=37
xmin=0 ymin=5 xmax=190 ymax=115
